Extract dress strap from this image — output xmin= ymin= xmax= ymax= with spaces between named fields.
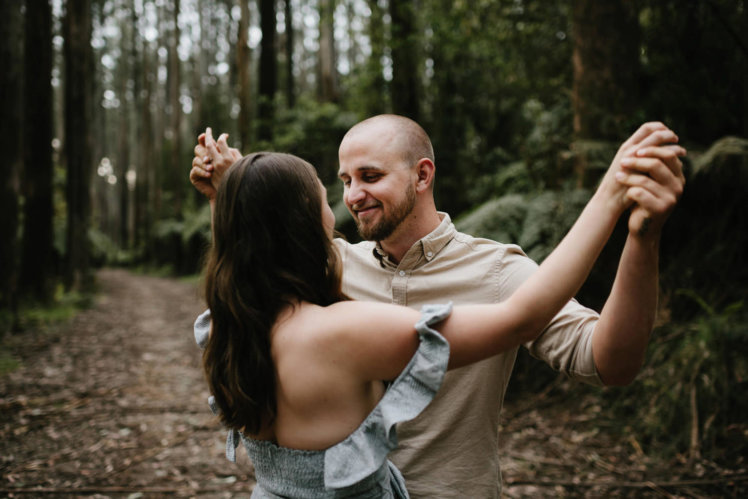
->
xmin=194 ymin=309 xmax=211 ymax=348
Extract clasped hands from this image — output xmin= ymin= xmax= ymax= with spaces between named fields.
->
xmin=189 ymin=127 xmax=242 ymax=201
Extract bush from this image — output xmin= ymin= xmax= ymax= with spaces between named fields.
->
xmin=603 ymin=296 xmax=748 ymax=461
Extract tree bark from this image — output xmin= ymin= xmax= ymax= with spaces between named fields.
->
xmin=285 ymin=0 xmax=295 ymax=109
xmin=63 ymin=0 xmax=94 ymax=292
xmin=572 ymin=0 xmax=640 ymax=141
xmin=237 ymin=0 xmax=252 ymax=150
xmin=258 ymin=0 xmax=277 ymax=141
xmin=139 ymin=38 xmax=156 ymax=259
xmin=117 ymin=3 xmax=134 ymax=248
xmin=389 ymin=0 xmax=419 ymax=120
xmin=168 ymin=0 xmax=182 ymax=215
xmin=363 ymin=0 xmax=386 ymax=116
xmin=20 ymin=0 xmax=55 ymax=302
xmin=318 ymin=0 xmax=338 ymax=103
xmin=0 ymin=0 xmax=23 ymax=317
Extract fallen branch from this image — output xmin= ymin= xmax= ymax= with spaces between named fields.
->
xmin=0 ymin=485 xmax=246 ymax=494
xmin=504 ymin=474 xmax=748 ymax=489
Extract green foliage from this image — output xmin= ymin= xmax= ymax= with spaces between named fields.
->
xmin=273 ymin=98 xmax=359 ymax=185
xmin=89 ymin=227 xmax=131 ymax=267
xmin=456 ymin=193 xmax=528 ymax=245
xmin=457 ymin=188 xmax=591 ymax=261
xmin=421 ymin=0 xmax=575 ymax=216
xmin=150 ymin=204 xmax=212 ymax=275
xmin=0 ymin=350 xmax=20 ymax=376
xmin=519 ymin=189 xmax=591 ymax=262
xmin=638 ymin=0 xmax=747 ymax=146
xmin=520 ymin=99 xmax=575 ymax=189
xmin=182 ymin=203 xmax=212 ymax=246
xmin=661 ymin=136 xmax=748 ymax=320
xmin=0 ymin=287 xmax=89 ymax=374
xmin=605 ymin=297 xmax=748 ymax=460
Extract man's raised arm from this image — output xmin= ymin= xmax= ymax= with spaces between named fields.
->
xmin=591 ymin=123 xmax=686 ymax=385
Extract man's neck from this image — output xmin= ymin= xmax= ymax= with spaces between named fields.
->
xmin=378 ymin=210 xmax=442 ymax=264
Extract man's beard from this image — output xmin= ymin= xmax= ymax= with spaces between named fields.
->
xmin=356 ymin=183 xmax=416 ymax=242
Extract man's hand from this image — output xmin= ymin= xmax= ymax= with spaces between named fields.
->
xmin=600 ymin=122 xmax=686 ymax=238
xmin=618 ymin=142 xmax=686 ymax=238
xmin=189 ymin=127 xmax=242 ymax=200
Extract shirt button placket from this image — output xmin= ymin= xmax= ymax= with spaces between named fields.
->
xmin=392 ymin=269 xmax=408 ymax=305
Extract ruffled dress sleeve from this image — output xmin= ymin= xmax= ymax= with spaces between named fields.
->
xmin=193 ymin=303 xmax=453 ymax=496
xmin=323 ymin=302 xmax=452 ymax=489
xmin=193 ymin=309 xmax=243 ymax=462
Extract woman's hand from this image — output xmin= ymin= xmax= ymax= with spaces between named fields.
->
xmin=189 ymin=127 xmax=243 ymax=200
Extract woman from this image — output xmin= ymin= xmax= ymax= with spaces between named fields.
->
xmin=196 ymin=151 xmax=629 ymax=497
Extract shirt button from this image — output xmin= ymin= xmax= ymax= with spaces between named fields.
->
xmin=399 ymin=270 xmax=406 ymax=277
xmin=426 ymin=251 xmax=433 ymax=258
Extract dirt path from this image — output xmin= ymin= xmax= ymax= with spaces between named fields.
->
xmin=1 ymin=269 xmax=255 ymax=497
xmin=1 ymin=269 xmax=745 ymax=498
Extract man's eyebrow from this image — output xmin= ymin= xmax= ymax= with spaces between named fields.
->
xmin=338 ymin=165 xmax=385 ymax=178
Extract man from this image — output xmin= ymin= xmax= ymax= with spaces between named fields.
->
xmin=190 ymin=115 xmax=685 ymax=497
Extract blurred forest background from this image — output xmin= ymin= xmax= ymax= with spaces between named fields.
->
xmin=1 ymin=0 xmax=747 ymax=473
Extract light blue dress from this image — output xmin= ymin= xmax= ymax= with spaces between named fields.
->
xmin=194 ymin=303 xmax=452 ymax=498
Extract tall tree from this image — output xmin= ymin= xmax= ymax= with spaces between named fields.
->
xmin=237 ymin=0 xmax=252 ymax=150
xmin=284 ymin=0 xmax=295 ymax=109
xmin=258 ymin=0 xmax=277 ymax=141
xmin=117 ymin=1 xmax=134 ymax=248
xmin=362 ymin=0 xmax=386 ymax=116
xmin=20 ymin=0 xmax=55 ymax=301
xmin=168 ymin=0 xmax=183 ymax=215
xmin=0 ymin=0 xmax=23 ymax=317
xmin=571 ymin=0 xmax=640 ymax=141
xmin=139 ymin=34 xmax=156 ymax=258
xmin=389 ymin=0 xmax=419 ymax=120
xmin=64 ymin=0 xmax=94 ymax=292
xmin=318 ymin=0 xmax=339 ymax=103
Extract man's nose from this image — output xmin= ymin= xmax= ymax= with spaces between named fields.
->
xmin=346 ymin=181 xmax=366 ymax=206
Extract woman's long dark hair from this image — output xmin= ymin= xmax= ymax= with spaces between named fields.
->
xmin=202 ymin=152 xmax=347 ymax=433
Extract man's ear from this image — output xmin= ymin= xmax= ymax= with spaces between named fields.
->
xmin=414 ymin=158 xmax=435 ymax=193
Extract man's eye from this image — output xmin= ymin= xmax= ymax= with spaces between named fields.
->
xmin=362 ymin=174 xmax=380 ymax=182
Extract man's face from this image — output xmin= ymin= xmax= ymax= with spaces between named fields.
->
xmin=338 ymin=131 xmax=417 ymax=242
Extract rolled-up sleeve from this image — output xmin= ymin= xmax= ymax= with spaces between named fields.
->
xmin=498 ymin=244 xmax=603 ymax=386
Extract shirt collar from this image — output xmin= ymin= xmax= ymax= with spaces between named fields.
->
xmin=374 ymin=212 xmax=455 ymax=269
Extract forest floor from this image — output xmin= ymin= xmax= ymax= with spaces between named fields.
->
xmin=1 ymin=269 xmax=745 ymax=498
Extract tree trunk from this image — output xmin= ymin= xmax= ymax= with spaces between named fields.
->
xmin=572 ymin=0 xmax=640 ymax=141
xmin=363 ymin=0 xmax=386 ymax=116
xmin=346 ymin=0 xmax=359 ymax=73
xmin=258 ymin=0 xmax=277 ymax=141
xmin=389 ymin=0 xmax=419 ymax=120
xmin=237 ymin=0 xmax=252 ymax=150
xmin=20 ymin=0 xmax=55 ymax=302
xmin=139 ymin=38 xmax=156 ymax=259
xmin=63 ymin=0 xmax=94 ymax=292
xmin=168 ymin=0 xmax=182 ymax=216
xmin=131 ymin=3 xmax=144 ymax=251
xmin=117 ymin=4 xmax=133 ymax=248
xmin=318 ymin=0 xmax=339 ymax=103
xmin=0 ymin=0 xmax=23 ymax=318
xmin=285 ymin=0 xmax=295 ymax=109
xmin=743 ymin=0 xmax=748 ymax=138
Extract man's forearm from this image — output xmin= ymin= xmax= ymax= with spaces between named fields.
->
xmin=592 ymin=232 xmax=660 ymax=386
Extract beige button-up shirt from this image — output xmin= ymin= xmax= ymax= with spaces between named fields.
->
xmin=333 ymin=213 xmax=602 ymax=498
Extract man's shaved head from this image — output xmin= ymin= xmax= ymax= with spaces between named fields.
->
xmin=342 ymin=114 xmax=435 ymax=167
